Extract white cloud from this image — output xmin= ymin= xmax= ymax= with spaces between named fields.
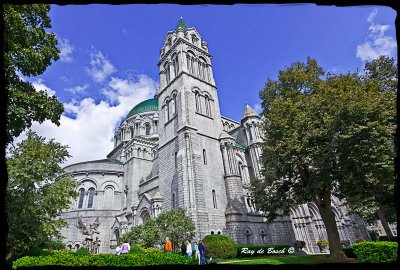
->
xmin=253 ymin=103 xmax=263 ymax=114
xmin=367 ymin=9 xmax=377 ymax=23
xmin=86 ymin=48 xmax=117 ymax=83
xmin=356 ymin=9 xmax=397 ymax=62
xmin=65 ymin=84 xmax=89 ymax=95
xmin=14 ymin=74 xmax=158 ymax=166
xmin=32 ymin=79 xmax=56 ymax=96
xmin=58 ymin=38 xmax=74 ymax=63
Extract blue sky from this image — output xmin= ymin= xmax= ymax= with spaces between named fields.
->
xmin=19 ymin=4 xmax=397 ymax=165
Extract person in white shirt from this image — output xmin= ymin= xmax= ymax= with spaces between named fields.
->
xmin=186 ymin=239 xmax=192 ymax=257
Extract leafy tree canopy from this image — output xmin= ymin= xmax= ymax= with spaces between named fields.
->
xmin=252 ymin=56 xmax=396 ymax=259
xmin=123 ymin=209 xmax=196 ymax=251
xmin=6 ymin=131 xmax=78 ymax=260
xmin=4 ymin=4 xmax=63 ymax=144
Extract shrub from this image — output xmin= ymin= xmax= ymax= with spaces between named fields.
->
xmin=352 ymin=241 xmax=397 ymax=263
xmin=342 ymin=247 xmax=356 ymax=258
xmin=128 ymin=244 xmax=145 ymax=254
xmin=12 ymin=253 xmax=197 ymax=269
xmin=202 ymin=234 xmax=237 ymax=259
xmin=75 ymin=247 xmax=91 ymax=256
xmin=316 ymin=240 xmax=329 ymax=250
xmin=294 ymin=240 xmax=305 ymax=249
xmin=340 ymin=240 xmax=350 ymax=248
xmin=236 ymin=244 xmax=292 ymax=257
xmin=369 ymin=231 xmax=380 ymax=241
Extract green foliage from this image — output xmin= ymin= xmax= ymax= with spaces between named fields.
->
xmin=352 ymin=241 xmax=397 ymax=263
xmin=341 ymin=247 xmax=356 ymax=258
xmin=236 ymin=244 xmax=292 ymax=258
xmin=317 ymin=240 xmax=329 ymax=249
xmin=294 ymin=240 xmax=305 ymax=249
xmin=6 ymin=131 xmax=78 ymax=260
xmin=253 ymin=56 xmax=396 ymax=259
xmin=75 ymin=247 xmax=91 ymax=256
xmin=369 ymin=231 xmax=380 ymax=241
xmin=123 ymin=209 xmax=195 ymax=250
xmin=12 ymin=253 xmax=197 ymax=268
xmin=202 ymin=234 xmax=237 ymax=259
xmin=340 ymin=240 xmax=350 ymax=248
xmin=128 ymin=244 xmax=145 ymax=254
xmin=4 ymin=4 xmax=63 ymax=144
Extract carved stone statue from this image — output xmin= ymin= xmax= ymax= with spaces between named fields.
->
xmin=76 ymin=216 xmax=101 ymax=253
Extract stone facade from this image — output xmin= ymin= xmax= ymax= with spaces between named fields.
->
xmin=59 ymin=18 xmax=370 ymax=254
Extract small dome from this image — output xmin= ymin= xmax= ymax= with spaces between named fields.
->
xmin=126 ymin=98 xmax=158 ymax=119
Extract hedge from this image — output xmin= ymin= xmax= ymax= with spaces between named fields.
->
xmin=236 ymin=244 xmax=292 ymax=257
xmin=202 ymin=234 xmax=237 ymax=259
xmin=12 ymin=253 xmax=197 ymax=269
xmin=352 ymin=241 xmax=397 ymax=263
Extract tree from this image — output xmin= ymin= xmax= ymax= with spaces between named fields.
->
xmin=343 ymin=56 xmax=397 ymax=240
xmin=252 ymin=57 xmax=396 ymax=260
xmin=123 ymin=209 xmax=196 ymax=251
xmin=4 ymin=4 xmax=63 ymax=144
xmin=6 ymin=131 xmax=78 ymax=260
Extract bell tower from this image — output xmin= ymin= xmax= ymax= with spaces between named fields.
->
xmin=155 ymin=18 xmax=228 ymax=239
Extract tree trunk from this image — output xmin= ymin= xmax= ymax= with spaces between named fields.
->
xmin=314 ymin=192 xmax=346 ymax=260
xmin=377 ymin=208 xmax=394 ymax=241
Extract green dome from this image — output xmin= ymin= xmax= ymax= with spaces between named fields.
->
xmin=126 ymin=98 xmax=158 ymax=119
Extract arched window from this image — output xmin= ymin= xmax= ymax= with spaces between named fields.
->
xmin=195 ymin=92 xmax=202 ymax=113
xmin=78 ymin=188 xmax=85 ymax=209
xmin=175 ymin=152 xmax=178 ymax=168
xmin=145 ymin=123 xmax=151 ymax=135
xmin=130 ymin=126 xmax=134 ymax=139
xmin=104 ymin=186 xmax=114 ymax=209
xmin=203 ymin=149 xmax=207 ymax=165
xmin=212 ymin=190 xmax=217 ymax=209
xmin=238 ymin=162 xmax=243 ymax=180
xmin=154 ymin=120 xmax=158 ymax=133
xmin=165 ymin=101 xmax=170 ymax=122
xmin=173 ymin=54 xmax=179 ymax=77
xmin=87 ymin=188 xmax=95 ymax=208
xmin=205 ymin=96 xmax=211 ymax=117
xmin=211 ymin=231 xmax=215 ymax=235
xmin=172 ymin=193 xmax=176 ymax=209
xmin=164 ymin=62 xmax=170 ymax=84
xmin=198 ymin=57 xmax=207 ymax=81
xmin=75 ymin=244 xmax=80 ymax=250
xmin=67 ymin=244 xmax=72 ymax=250
xmin=169 ymin=97 xmax=176 ymax=119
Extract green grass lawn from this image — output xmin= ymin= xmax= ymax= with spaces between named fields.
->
xmin=217 ymin=255 xmax=330 ymax=265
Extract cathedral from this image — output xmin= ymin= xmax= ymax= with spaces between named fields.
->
xmin=59 ymin=18 xmax=370 ymax=254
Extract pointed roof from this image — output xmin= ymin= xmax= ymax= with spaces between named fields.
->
xmin=219 ymin=131 xmax=234 ymax=140
xmin=175 ymin=17 xmax=188 ymax=30
xmin=241 ymin=104 xmax=260 ymax=120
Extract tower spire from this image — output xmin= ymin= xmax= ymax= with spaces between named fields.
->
xmin=176 ymin=17 xmax=188 ymax=30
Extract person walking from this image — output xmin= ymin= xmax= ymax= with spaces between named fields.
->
xmin=199 ymin=240 xmax=206 ymax=265
xmin=193 ymin=241 xmax=200 ymax=264
xmin=186 ymin=240 xmax=192 ymax=257
xmin=120 ymin=239 xmax=130 ymax=254
xmin=165 ymin=237 xmax=172 ymax=255
xmin=180 ymin=240 xmax=186 ymax=256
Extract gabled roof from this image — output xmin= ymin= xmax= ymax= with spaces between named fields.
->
xmin=242 ymin=104 xmax=260 ymax=120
